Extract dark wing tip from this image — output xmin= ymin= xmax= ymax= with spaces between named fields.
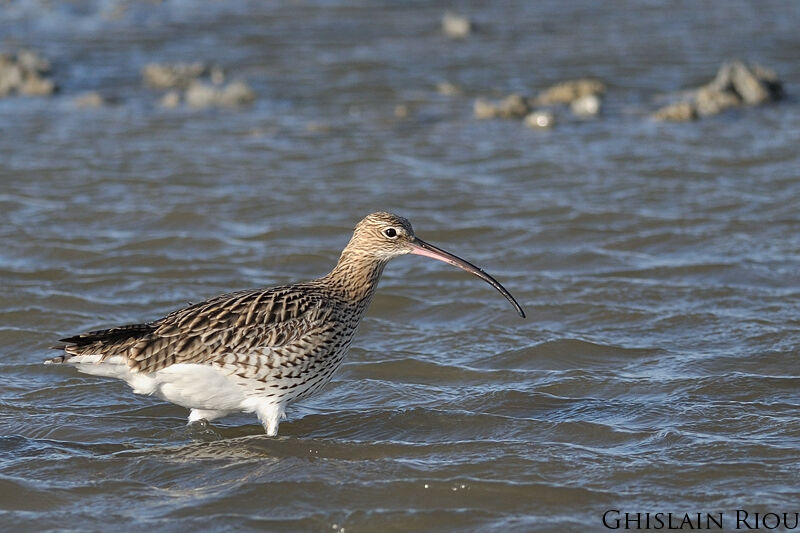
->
xmin=56 ymin=323 xmax=156 ymax=347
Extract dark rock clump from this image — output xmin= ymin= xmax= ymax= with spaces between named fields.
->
xmin=532 ymin=78 xmax=606 ymax=107
xmin=473 ymin=78 xmax=604 ymax=127
xmin=652 ymin=60 xmax=783 ymax=121
xmin=143 ymin=62 xmax=215 ymax=90
xmin=474 ymin=93 xmax=530 ymax=119
xmin=143 ymin=62 xmax=255 ymax=109
xmin=0 ymin=49 xmax=56 ymax=97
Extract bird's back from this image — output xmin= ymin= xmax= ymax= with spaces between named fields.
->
xmin=48 ymin=282 xmax=361 ymax=389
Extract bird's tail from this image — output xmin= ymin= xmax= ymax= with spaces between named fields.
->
xmin=44 ymin=323 xmax=155 ymax=365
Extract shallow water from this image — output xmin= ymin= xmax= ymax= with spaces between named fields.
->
xmin=1 ymin=1 xmax=800 ymax=531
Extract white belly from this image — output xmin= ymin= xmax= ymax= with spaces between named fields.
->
xmin=72 ymin=355 xmax=248 ymax=411
xmin=64 ymin=351 xmax=346 ymax=435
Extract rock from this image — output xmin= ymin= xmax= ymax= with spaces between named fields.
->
xmin=436 ymin=81 xmax=461 ymax=96
xmin=16 ymin=49 xmax=50 ymax=73
xmin=571 ymin=94 xmax=601 ymax=117
xmin=145 ymin=62 xmax=255 ymax=109
xmin=74 ymin=91 xmax=104 ymax=108
xmin=0 ymin=57 xmax=24 ymax=96
xmin=524 ymin=110 xmax=555 ymax=129
xmin=143 ymin=62 xmax=208 ymax=89
xmin=0 ymin=49 xmax=55 ymax=97
xmin=217 ymin=80 xmax=256 ymax=107
xmin=473 ymin=93 xmax=530 ymax=120
xmin=728 ymin=61 xmax=773 ymax=104
xmin=473 ymin=97 xmax=497 ymax=119
xmin=704 ymin=62 xmax=734 ymax=94
xmin=442 ymin=11 xmax=472 ymax=39
xmin=695 ymin=85 xmax=740 ymax=116
xmin=704 ymin=60 xmax=781 ymax=105
xmin=651 ymin=101 xmax=697 ymax=122
xmin=159 ymin=90 xmax=181 ymax=108
xmin=534 ymin=78 xmax=605 ymax=106
xmin=185 ymin=80 xmax=256 ymax=108
xmin=185 ymin=80 xmax=218 ymax=108
xmin=750 ymin=64 xmax=783 ymax=99
xmin=19 ymin=76 xmax=55 ymax=96
xmin=656 ymin=60 xmax=783 ymax=120
xmin=498 ymin=93 xmax=530 ymax=118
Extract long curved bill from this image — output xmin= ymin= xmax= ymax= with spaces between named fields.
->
xmin=409 ymin=238 xmax=526 ymax=318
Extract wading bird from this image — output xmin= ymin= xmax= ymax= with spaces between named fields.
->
xmin=47 ymin=212 xmax=525 ymax=435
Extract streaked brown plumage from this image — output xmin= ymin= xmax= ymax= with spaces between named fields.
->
xmin=46 ymin=212 xmax=524 ymax=435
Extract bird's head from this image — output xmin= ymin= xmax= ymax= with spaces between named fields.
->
xmin=344 ymin=212 xmax=525 ymax=317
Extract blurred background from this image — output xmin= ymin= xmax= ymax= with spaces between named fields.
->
xmin=1 ymin=1 xmax=799 ymax=531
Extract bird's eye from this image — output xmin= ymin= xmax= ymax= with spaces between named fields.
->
xmin=384 ymin=227 xmax=398 ymax=238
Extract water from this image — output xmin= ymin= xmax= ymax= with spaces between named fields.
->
xmin=1 ymin=1 xmax=799 ymax=531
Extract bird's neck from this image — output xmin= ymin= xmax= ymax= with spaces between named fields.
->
xmin=323 ymin=249 xmax=387 ymax=306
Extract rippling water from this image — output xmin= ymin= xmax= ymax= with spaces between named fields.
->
xmin=1 ymin=1 xmax=799 ymax=531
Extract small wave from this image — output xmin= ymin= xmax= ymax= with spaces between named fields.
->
xmin=484 ymin=338 xmax=663 ymax=370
